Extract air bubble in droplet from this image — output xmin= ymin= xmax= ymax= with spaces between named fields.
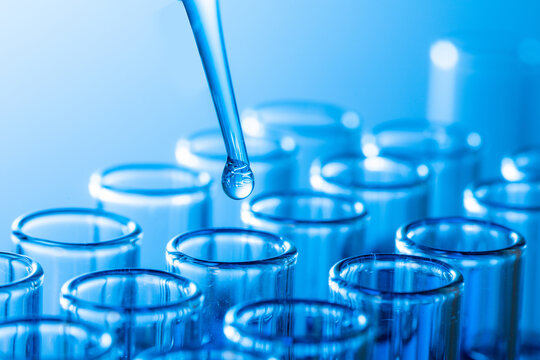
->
xmin=222 ymin=158 xmax=255 ymax=200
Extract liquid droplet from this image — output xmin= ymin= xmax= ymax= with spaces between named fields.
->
xmin=222 ymin=158 xmax=255 ymax=200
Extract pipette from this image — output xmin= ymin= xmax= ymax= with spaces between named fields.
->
xmin=181 ymin=0 xmax=254 ymax=200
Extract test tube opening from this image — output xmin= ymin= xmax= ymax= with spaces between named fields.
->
xmin=246 ymin=190 xmax=367 ymax=225
xmin=0 ymin=317 xmax=114 ymax=359
xmin=12 ymin=208 xmax=142 ymax=247
xmin=224 ymin=299 xmax=371 ymax=358
xmin=168 ymin=228 xmax=297 ymax=266
xmin=330 ymin=254 xmax=463 ymax=296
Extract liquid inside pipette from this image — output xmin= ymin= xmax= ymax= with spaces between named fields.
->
xmin=181 ymin=0 xmax=254 ymax=199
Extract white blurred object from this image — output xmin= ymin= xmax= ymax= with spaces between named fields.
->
xmin=427 ymin=32 xmax=540 ymax=177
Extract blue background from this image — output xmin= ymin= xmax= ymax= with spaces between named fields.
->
xmin=1 ymin=0 xmax=539 ymax=248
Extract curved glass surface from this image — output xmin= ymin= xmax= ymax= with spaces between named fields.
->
xmin=501 ymin=146 xmax=540 ymax=181
xmin=329 ymin=254 xmax=463 ymax=360
xmin=12 ymin=208 xmax=141 ymax=314
xmin=242 ymin=190 xmax=367 ymax=299
xmin=224 ymin=299 xmax=372 ymax=359
xmin=0 ymin=317 xmax=115 ymax=360
xmin=241 ymin=100 xmax=362 ymax=187
xmin=167 ymin=228 xmax=296 ymax=345
xmin=465 ymin=180 xmax=540 ymax=359
xmin=427 ymin=32 xmax=531 ymax=179
xmin=60 ymin=268 xmax=204 ymax=358
xmin=0 ymin=252 xmax=43 ymax=320
xmin=311 ymin=155 xmax=429 ymax=253
xmin=89 ymin=163 xmax=211 ymax=269
xmin=367 ymin=119 xmax=481 ymax=216
xmin=176 ymin=129 xmax=297 ymax=226
xmin=396 ymin=217 xmax=524 ymax=359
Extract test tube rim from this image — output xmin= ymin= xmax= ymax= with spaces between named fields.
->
xmin=90 ymin=163 xmax=213 ymax=197
xmin=243 ymin=99 xmax=362 ymax=132
xmin=397 ymin=216 xmax=526 ymax=258
xmin=501 ymin=145 xmax=540 ymax=181
xmin=60 ymin=268 xmax=204 ymax=314
xmin=467 ymin=179 xmax=540 ymax=212
xmin=178 ymin=128 xmax=298 ymax=163
xmin=11 ymin=207 xmax=142 ymax=248
xmin=246 ymin=190 xmax=368 ymax=226
xmin=505 ymin=145 xmax=540 ymax=164
xmin=167 ymin=228 xmax=297 ymax=268
xmin=370 ymin=118 xmax=482 ymax=160
xmin=223 ymin=298 xmax=370 ymax=349
xmin=0 ymin=251 xmax=43 ymax=292
xmin=313 ymin=154 xmax=431 ymax=191
xmin=329 ymin=253 xmax=464 ymax=299
xmin=0 ymin=316 xmax=114 ymax=360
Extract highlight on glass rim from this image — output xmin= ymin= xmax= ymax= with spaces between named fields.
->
xmin=1 ymin=0 xmax=537 ymax=358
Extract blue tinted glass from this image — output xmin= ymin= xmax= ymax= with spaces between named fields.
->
xmin=396 ymin=217 xmax=524 ymax=359
xmin=465 ymin=180 xmax=540 ymax=359
xmin=224 ymin=299 xmax=372 ymax=359
xmin=12 ymin=208 xmax=141 ymax=315
xmin=330 ymin=254 xmax=463 ymax=360
xmin=89 ymin=163 xmax=211 ymax=269
xmin=60 ymin=268 xmax=204 ymax=358
xmin=167 ymin=228 xmax=296 ymax=345
xmin=243 ymin=190 xmax=367 ymax=299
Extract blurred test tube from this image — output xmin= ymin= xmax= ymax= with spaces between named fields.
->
xmin=501 ymin=146 xmax=540 ymax=181
xmin=427 ymin=33 xmax=540 ymax=177
xmin=241 ymin=100 xmax=362 ymax=187
xmin=311 ymin=155 xmax=430 ymax=253
xmin=89 ymin=163 xmax=212 ymax=269
xmin=365 ymin=119 xmax=481 ymax=216
xmin=176 ymin=129 xmax=297 ymax=226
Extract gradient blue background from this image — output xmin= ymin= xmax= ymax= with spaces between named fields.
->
xmin=1 ymin=0 xmax=539 ymax=248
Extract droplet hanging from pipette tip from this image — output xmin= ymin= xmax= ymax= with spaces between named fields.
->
xmin=222 ymin=157 xmax=255 ymax=200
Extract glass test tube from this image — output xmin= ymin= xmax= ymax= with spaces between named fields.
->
xmin=11 ymin=208 xmax=141 ymax=315
xmin=329 ymin=254 xmax=463 ymax=360
xmin=365 ymin=119 xmax=481 ymax=216
xmin=464 ymin=180 xmax=540 ymax=359
xmin=166 ymin=228 xmax=297 ymax=345
xmin=89 ymin=163 xmax=212 ymax=270
xmin=135 ymin=348 xmax=266 ymax=360
xmin=0 ymin=317 xmax=115 ymax=359
xmin=501 ymin=146 xmax=540 ymax=181
xmin=60 ymin=268 xmax=204 ymax=359
xmin=426 ymin=33 xmax=536 ymax=177
xmin=0 ymin=252 xmax=43 ymax=320
xmin=223 ymin=299 xmax=372 ymax=360
xmin=396 ymin=217 xmax=525 ymax=360
xmin=311 ymin=155 xmax=430 ymax=253
xmin=176 ymin=129 xmax=297 ymax=227
xmin=241 ymin=100 xmax=363 ymax=187
xmin=241 ymin=190 xmax=367 ymax=299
